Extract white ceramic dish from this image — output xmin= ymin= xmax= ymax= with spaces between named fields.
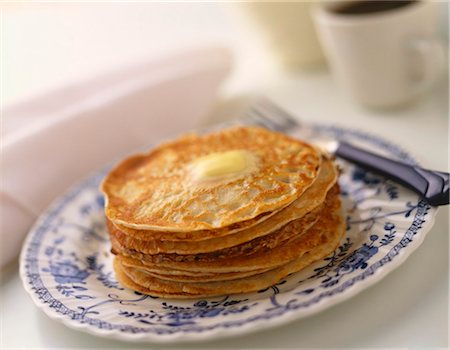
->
xmin=20 ymin=125 xmax=437 ymax=343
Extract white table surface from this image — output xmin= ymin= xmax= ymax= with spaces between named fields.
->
xmin=1 ymin=3 xmax=448 ymax=349
xmin=2 ymin=71 xmax=448 ymax=349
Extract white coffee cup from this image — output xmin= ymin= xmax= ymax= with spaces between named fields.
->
xmin=235 ymin=2 xmax=325 ymax=69
xmin=312 ymin=1 xmax=445 ymax=108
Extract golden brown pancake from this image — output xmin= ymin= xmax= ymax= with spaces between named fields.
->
xmin=108 ymin=199 xmax=322 ymax=255
xmin=111 ymin=185 xmax=341 ymax=274
xmin=112 ymin=201 xmax=344 ymax=298
xmin=108 ymin=156 xmax=338 ymax=244
xmin=101 ymin=126 xmax=321 ymax=231
xmin=118 ymin=260 xmax=274 ymax=283
xmin=101 ymin=126 xmax=343 ymax=299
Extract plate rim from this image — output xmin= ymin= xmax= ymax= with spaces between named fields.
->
xmin=19 ymin=124 xmax=438 ymax=343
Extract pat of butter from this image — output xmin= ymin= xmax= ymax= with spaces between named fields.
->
xmin=191 ymin=150 xmax=254 ymax=181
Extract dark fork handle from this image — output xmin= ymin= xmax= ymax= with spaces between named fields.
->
xmin=337 ymin=141 xmax=449 ymax=206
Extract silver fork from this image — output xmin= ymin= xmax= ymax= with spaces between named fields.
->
xmin=244 ymin=98 xmax=449 ymax=207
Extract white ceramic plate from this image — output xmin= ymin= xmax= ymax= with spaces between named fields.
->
xmin=20 ymin=125 xmax=437 ymax=343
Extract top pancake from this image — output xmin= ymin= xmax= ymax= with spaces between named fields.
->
xmin=101 ymin=126 xmax=321 ymax=231
xmin=109 ymin=155 xmax=336 ymax=243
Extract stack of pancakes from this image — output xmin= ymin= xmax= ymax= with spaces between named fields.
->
xmin=101 ymin=126 xmax=344 ymax=298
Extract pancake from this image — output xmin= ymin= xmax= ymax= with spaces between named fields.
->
xmin=113 ymin=201 xmax=344 ymax=298
xmin=101 ymin=126 xmax=321 ymax=231
xmin=111 ymin=185 xmax=341 ymax=274
xmin=101 ymin=125 xmax=343 ymax=299
xmin=117 ymin=258 xmax=274 ymax=282
xmin=109 ymin=156 xmax=337 ymax=244
xmin=108 ymin=199 xmax=322 ymax=255
xmin=113 ymin=258 xmax=273 ymax=278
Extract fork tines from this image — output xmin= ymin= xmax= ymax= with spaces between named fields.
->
xmin=245 ymin=98 xmax=300 ymax=132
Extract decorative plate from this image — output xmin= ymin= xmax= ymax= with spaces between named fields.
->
xmin=20 ymin=125 xmax=437 ymax=343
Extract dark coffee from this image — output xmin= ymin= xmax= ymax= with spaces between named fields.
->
xmin=333 ymin=1 xmax=416 ymax=15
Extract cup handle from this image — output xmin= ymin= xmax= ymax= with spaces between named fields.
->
xmin=408 ymin=36 xmax=446 ymax=94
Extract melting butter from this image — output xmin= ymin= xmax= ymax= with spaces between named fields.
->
xmin=190 ymin=150 xmax=257 ymax=182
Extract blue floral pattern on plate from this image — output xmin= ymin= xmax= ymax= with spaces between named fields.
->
xmin=20 ymin=125 xmax=437 ymax=343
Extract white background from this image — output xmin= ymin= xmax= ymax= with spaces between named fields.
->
xmin=1 ymin=2 xmax=448 ymax=349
